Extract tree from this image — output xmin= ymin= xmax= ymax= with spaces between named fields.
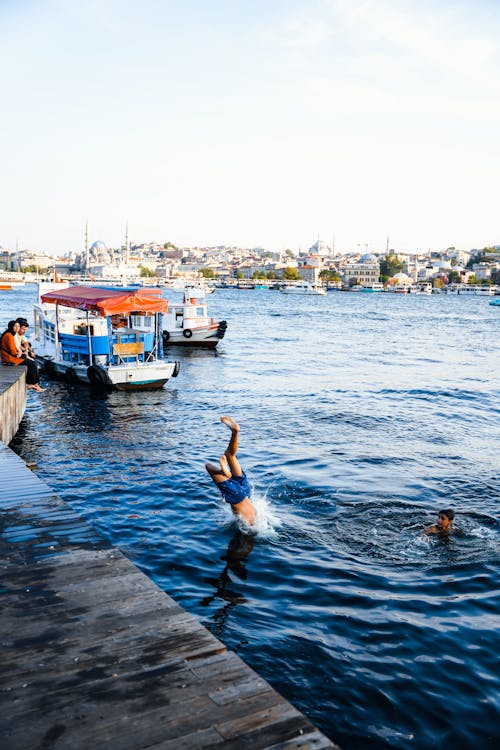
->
xmin=467 ymin=274 xmax=477 ymax=285
xmin=139 ymin=265 xmax=158 ymax=277
xmin=200 ymin=268 xmax=214 ymax=278
xmin=467 ymin=247 xmax=497 ymax=268
xmin=163 ymin=241 xmax=178 ymax=250
xmin=319 ymin=269 xmax=341 ymax=281
xmin=448 ymin=270 xmax=461 ymax=284
xmin=236 ymin=271 xmax=243 ymax=280
xmin=285 ymin=249 xmax=295 ymax=258
xmin=379 ymin=254 xmax=402 ymax=282
xmin=282 ymin=267 xmax=301 ymax=280
xmin=267 ymin=270 xmax=276 ymax=279
xmin=252 ymin=270 xmax=267 ymax=279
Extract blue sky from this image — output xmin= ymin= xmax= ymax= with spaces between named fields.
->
xmin=1 ymin=0 xmax=499 ymax=255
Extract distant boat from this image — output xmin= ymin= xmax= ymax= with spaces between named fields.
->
xmin=0 ymin=274 xmax=26 ymax=290
xmin=34 ymin=284 xmax=180 ymax=390
xmin=489 ymin=298 xmax=500 ymax=306
xmin=446 ymin=284 xmax=495 ymax=296
xmin=350 ymin=282 xmax=384 ymax=293
xmin=280 ymin=281 xmax=326 ymax=296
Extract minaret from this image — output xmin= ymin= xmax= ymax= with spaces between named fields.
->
xmin=386 ymin=235 xmax=390 ymax=254
xmin=125 ymin=222 xmax=130 ymax=265
xmin=85 ymin=221 xmax=89 ymax=270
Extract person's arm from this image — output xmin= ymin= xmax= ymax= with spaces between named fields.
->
xmin=424 ymin=524 xmax=438 ymax=535
xmin=1 ymin=333 xmax=23 ymax=363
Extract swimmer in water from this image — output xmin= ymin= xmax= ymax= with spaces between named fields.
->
xmin=205 ymin=416 xmax=256 ymax=526
xmin=424 ymin=508 xmax=454 ymax=535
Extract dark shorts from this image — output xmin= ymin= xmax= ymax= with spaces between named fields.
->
xmin=216 ymin=470 xmax=251 ymax=505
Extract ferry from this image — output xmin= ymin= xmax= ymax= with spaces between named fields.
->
xmin=162 ymin=289 xmax=227 ymax=347
xmin=446 ymin=284 xmax=496 ymax=296
xmin=33 ymin=284 xmax=180 ymax=390
xmin=280 ymin=281 xmax=326 ymax=296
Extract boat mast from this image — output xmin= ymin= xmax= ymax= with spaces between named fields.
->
xmin=125 ymin=222 xmax=130 ymax=266
xmin=85 ymin=221 xmax=89 ymax=273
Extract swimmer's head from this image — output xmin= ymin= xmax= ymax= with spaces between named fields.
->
xmin=437 ymin=508 xmax=454 ymax=529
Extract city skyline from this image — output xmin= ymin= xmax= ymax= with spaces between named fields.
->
xmin=1 ymin=0 xmax=500 ymax=255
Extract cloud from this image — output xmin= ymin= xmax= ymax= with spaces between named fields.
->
xmin=326 ymin=0 xmax=498 ymax=78
xmin=259 ymin=12 xmax=331 ymax=49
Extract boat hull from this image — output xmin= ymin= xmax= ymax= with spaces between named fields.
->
xmin=162 ymin=321 xmax=227 ymax=348
xmin=36 ymin=355 xmax=179 ymax=390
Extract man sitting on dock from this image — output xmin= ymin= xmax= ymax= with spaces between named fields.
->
xmin=14 ymin=317 xmax=35 ymax=359
xmin=424 ymin=508 xmax=454 ymax=535
xmin=206 ymin=416 xmax=256 ymax=526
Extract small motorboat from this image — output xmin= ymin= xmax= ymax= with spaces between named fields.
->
xmin=162 ymin=289 xmax=227 ymax=347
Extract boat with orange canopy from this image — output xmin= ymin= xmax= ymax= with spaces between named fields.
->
xmin=33 ymin=284 xmax=180 ymax=390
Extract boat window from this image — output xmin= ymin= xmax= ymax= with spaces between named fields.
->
xmin=196 ymin=307 xmax=205 ymax=317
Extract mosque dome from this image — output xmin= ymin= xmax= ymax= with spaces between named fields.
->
xmin=359 ymin=253 xmax=378 ymax=263
xmin=438 ymin=260 xmax=452 ymax=271
xmin=89 ymin=240 xmax=111 ymax=264
xmin=90 ymin=240 xmax=108 ymax=254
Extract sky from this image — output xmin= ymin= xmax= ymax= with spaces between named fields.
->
xmin=1 ymin=0 xmax=500 ymax=256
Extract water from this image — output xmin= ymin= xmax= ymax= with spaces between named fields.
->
xmin=3 ymin=286 xmax=500 ymax=749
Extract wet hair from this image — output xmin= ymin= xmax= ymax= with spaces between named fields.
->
xmin=439 ymin=508 xmax=454 ymax=522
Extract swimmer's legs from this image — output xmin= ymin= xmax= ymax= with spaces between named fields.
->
xmin=205 ymin=461 xmax=228 ymax=484
xmin=221 ymin=415 xmax=243 ymax=477
xmin=219 ymin=454 xmax=232 ymax=478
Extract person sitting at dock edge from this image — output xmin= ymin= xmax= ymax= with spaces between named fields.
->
xmin=0 ymin=320 xmax=44 ymax=392
xmin=424 ymin=508 xmax=454 ymax=535
xmin=14 ymin=317 xmax=35 ymax=360
xmin=205 ymin=416 xmax=256 ymax=526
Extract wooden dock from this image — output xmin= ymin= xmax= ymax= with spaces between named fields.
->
xmin=0 ymin=366 xmax=26 ymax=444
xmin=0 ymin=440 xmax=339 ymax=749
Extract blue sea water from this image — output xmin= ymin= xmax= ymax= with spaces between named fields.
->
xmin=3 ymin=285 xmax=500 ymax=749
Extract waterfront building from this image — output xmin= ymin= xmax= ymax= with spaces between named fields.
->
xmin=341 ymin=255 xmax=380 ymax=288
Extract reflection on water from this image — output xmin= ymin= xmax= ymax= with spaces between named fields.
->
xmin=4 ymin=286 xmax=500 ymax=750
xmin=201 ymin=531 xmax=255 ymax=638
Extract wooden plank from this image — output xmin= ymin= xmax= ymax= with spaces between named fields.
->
xmin=0 ymin=447 xmax=339 ymax=750
xmin=113 ymin=341 xmax=143 ymax=356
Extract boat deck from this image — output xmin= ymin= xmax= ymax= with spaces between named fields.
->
xmin=0 ymin=442 xmax=339 ymax=749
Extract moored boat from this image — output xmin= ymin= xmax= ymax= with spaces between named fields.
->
xmin=34 ymin=284 xmax=180 ymax=390
xmin=162 ymin=289 xmax=227 ymax=347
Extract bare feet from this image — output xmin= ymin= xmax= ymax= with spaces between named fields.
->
xmin=220 ymin=415 xmax=239 ymax=432
xmin=219 ymin=455 xmax=232 ymax=478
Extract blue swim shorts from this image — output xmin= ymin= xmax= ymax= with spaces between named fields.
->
xmin=217 ymin=471 xmax=251 ymax=505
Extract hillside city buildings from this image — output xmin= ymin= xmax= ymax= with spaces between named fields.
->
xmin=0 ymin=238 xmax=499 ymax=289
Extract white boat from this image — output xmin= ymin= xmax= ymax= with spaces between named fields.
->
xmin=162 ymin=289 xmax=227 ymax=347
xmin=33 ymin=284 xmax=180 ymax=390
xmin=446 ymin=284 xmax=495 ymax=296
xmin=280 ymin=281 xmax=326 ymax=295
xmin=411 ymin=283 xmax=433 ymax=295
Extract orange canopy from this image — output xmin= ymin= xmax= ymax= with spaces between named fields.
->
xmin=40 ymin=286 xmax=169 ymax=315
